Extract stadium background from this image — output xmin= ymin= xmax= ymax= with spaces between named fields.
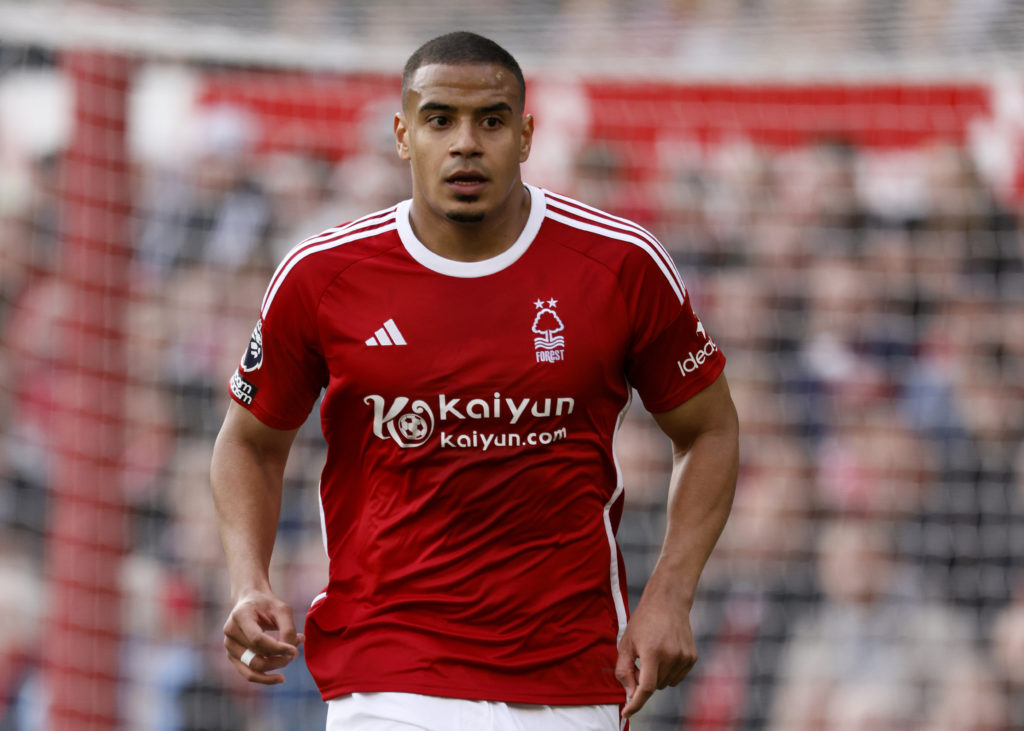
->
xmin=1 ymin=1 xmax=1023 ymax=729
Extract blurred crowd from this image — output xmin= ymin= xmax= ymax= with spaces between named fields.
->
xmin=610 ymin=134 xmax=1024 ymax=729
xmin=47 ymin=0 xmax=1024 ymax=74
xmin=2 ymin=37 xmax=1024 ymax=731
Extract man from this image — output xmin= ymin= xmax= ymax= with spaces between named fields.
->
xmin=211 ymin=31 xmax=738 ymax=730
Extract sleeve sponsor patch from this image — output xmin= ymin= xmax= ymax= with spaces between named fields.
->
xmin=677 ymin=318 xmax=719 ymax=377
xmin=240 ymin=320 xmax=263 ymax=372
xmin=230 ymin=370 xmax=258 ymax=405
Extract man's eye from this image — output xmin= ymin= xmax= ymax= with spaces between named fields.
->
xmin=428 ymin=116 xmax=450 ymax=128
xmin=482 ymin=117 xmax=502 ymax=129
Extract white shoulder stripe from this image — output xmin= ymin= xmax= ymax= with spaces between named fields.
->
xmin=545 ymin=191 xmax=671 ymax=255
xmin=545 ymin=193 xmax=685 ymax=299
xmin=546 ymin=209 xmax=685 ymax=305
xmin=547 ymin=189 xmax=656 ymax=238
xmin=261 ymin=207 xmax=398 ymax=313
xmin=261 ymin=219 xmax=399 ymax=317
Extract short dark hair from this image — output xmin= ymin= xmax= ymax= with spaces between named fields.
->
xmin=402 ymin=31 xmax=525 ymax=109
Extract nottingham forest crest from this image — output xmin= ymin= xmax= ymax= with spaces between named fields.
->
xmin=532 ymin=297 xmax=565 ymax=363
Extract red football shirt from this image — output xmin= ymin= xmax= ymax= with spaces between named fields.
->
xmin=228 ymin=185 xmax=726 ymax=704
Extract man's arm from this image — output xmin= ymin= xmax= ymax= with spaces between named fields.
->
xmin=210 ymin=400 xmax=304 ymax=685
xmin=615 ymin=372 xmax=739 ymax=719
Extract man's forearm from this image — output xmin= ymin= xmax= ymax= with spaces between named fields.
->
xmin=210 ymin=404 xmax=297 ymax=598
xmin=211 ymin=438 xmax=284 ymax=597
xmin=648 ymin=382 xmax=739 ymax=606
xmin=648 ymin=422 xmax=738 ymax=606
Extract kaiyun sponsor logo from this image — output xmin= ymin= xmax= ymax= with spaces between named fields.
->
xmin=364 ymin=392 xmax=576 ymax=449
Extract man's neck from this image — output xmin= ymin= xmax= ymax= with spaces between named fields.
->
xmin=409 ymin=184 xmax=532 ymax=263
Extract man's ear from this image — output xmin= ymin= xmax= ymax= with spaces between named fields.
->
xmin=520 ymin=114 xmax=534 ymax=163
xmin=395 ymin=113 xmax=411 ymax=161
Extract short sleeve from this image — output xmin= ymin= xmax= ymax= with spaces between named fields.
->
xmin=227 ymin=263 xmax=328 ymax=429
xmin=622 ymin=250 xmax=725 ymax=413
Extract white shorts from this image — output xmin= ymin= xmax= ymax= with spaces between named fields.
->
xmin=326 ymin=692 xmax=623 ymax=731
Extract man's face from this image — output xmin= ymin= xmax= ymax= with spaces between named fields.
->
xmin=395 ymin=62 xmax=533 ymax=224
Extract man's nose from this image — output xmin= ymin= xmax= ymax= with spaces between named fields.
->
xmin=449 ymin=121 xmax=482 ymax=156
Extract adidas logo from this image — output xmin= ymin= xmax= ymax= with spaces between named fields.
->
xmin=365 ymin=318 xmax=407 ymax=347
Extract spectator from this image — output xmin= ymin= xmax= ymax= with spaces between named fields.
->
xmin=769 ymin=517 xmax=981 ymax=730
xmin=136 ymin=105 xmax=273 ymax=279
xmin=901 ymin=292 xmax=1024 ymax=624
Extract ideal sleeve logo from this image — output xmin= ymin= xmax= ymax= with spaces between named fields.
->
xmin=532 ymin=297 xmax=565 ymax=363
xmin=240 ymin=320 xmax=263 ymax=372
xmin=678 ymin=319 xmax=719 ymax=376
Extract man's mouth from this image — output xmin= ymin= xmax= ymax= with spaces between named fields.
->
xmin=446 ymin=171 xmax=488 ymax=196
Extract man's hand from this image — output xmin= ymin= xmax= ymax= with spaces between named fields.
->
xmin=222 ymin=589 xmax=305 ymax=685
xmin=614 ymin=585 xmax=698 ymax=720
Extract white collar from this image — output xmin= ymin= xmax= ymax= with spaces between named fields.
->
xmin=396 ymin=184 xmax=545 ymax=278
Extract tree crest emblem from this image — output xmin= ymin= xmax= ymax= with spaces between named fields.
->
xmin=532 ymin=297 xmax=565 ymax=356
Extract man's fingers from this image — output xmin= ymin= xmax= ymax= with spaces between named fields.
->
xmin=224 ymin=635 xmax=297 ymax=685
xmin=233 ymin=649 xmax=295 ymax=673
xmin=273 ymin=604 xmax=300 ymax=647
xmin=228 ymin=652 xmax=288 ymax=685
xmin=233 ymin=623 xmax=297 ymax=657
xmin=618 ymin=644 xmax=697 ymax=718
xmin=225 ymin=602 xmax=301 ymax=657
xmin=665 ymin=653 xmax=697 ymax=688
xmin=224 ymin=636 xmax=297 ymax=664
xmin=222 ymin=594 xmax=304 ymax=685
xmin=621 ymin=657 xmax=657 ymax=719
xmin=614 ymin=645 xmax=638 ymax=698
xmin=668 ymin=642 xmax=698 ymax=687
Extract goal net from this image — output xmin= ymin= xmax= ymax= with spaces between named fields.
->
xmin=1 ymin=2 xmax=1022 ymax=730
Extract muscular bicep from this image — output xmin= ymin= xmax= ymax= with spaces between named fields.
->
xmin=651 ymin=372 xmax=738 ymax=456
xmin=213 ymin=401 xmax=301 ymax=475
